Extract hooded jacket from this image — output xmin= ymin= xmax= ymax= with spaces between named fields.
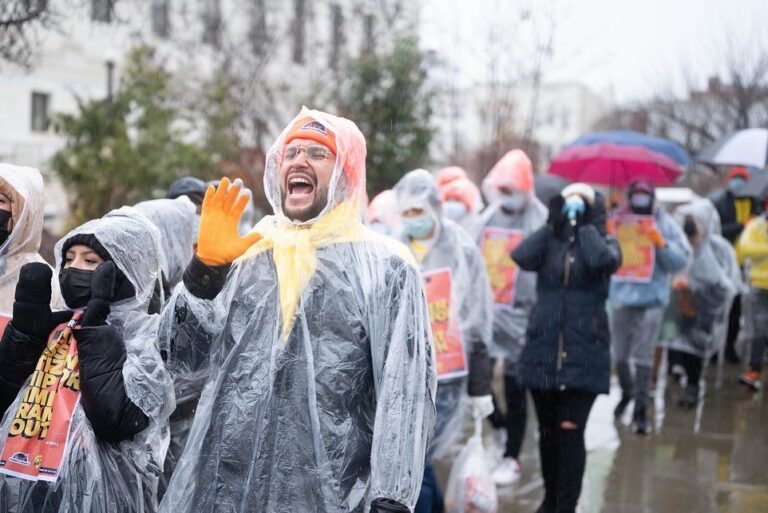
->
xmin=0 ymin=207 xmax=174 ymax=513
xmin=609 ymin=182 xmax=692 ymax=309
xmin=513 ymin=191 xmax=621 ymax=394
xmin=472 ymin=150 xmax=548 ymax=365
xmin=393 ymin=169 xmax=493 ymax=455
xmin=669 ymin=200 xmax=740 ymax=359
xmin=0 ymin=165 xmax=51 ymax=313
xmin=159 ymin=108 xmax=436 ymax=513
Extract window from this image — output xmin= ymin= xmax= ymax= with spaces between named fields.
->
xmin=151 ymin=0 xmax=171 ymax=38
xmin=250 ymin=0 xmax=268 ymax=55
xmin=91 ymin=0 xmax=112 ymax=23
xmin=362 ymin=14 xmax=375 ymax=54
xmin=202 ymin=0 xmax=222 ymax=47
xmin=292 ymin=0 xmax=306 ymax=64
xmin=30 ymin=92 xmax=50 ymax=133
xmin=329 ymin=4 xmax=344 ymax=68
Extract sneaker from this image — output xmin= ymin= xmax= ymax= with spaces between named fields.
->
xmin=739 ymin=368 xmax=762 ymax=391
xmin=491 ymin=457 xmax=521 ymax=485
xmin=613 ymin=395 xmax=631 ymax=418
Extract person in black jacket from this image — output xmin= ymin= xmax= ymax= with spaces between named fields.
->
xmin=0 ymin=207 xmax=173 ymax=513
xmin=512 ymin=183 xmax=621 ymax=513
xmin=711 ymin=166 xmax=759 ymax=363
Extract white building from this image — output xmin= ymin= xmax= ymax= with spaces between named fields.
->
xmin=0 ymin=0 xmax=416 ymax=230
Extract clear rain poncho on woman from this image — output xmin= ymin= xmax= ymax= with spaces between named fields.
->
xmin=0 ymin=165 xmax=50 ymax=313
xmin=159 ymin=107 xmax=436 ymax=513
xmin=0 ymin=207 xmax=175 ymax=513
xmin=472 ymin=150 xmax=548 ymax=366
xmin=393 ymin=169 xmax=493 ymax=455
xmin=669 ymin=200 xmax=741 ymax=359
xmin=134 ymin=197 xmax=197 ymax=293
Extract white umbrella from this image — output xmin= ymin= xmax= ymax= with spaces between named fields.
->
xmin=698 ymin=128 xmax=768 ymax=169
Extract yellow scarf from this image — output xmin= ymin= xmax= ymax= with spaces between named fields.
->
xmin=240 ymin=201 xmax=412 ymax=339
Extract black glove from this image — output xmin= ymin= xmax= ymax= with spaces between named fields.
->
xmin=547 ymin=195 xmax=567 ymax=233
xmin=11 ymin=263 xmax=73 ymax=341
xmin=467 ymin=340 xmax=493 ymax=397
xmin=82 ymin=261 xmax=116 ymax=327
xmin=370 ymin=498 xmax=409 ymax=513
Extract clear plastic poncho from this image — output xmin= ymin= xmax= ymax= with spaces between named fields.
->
xmin=0 ymin=206 xmax=174 ymax=512
xmin=366 ymin=189 xmax=401 ymax=236
xmin=669 ymin=200 xmax=741 ymax=358
xmin=472 ymin=151 xmax=548 ymax=365
xmin=134 ymin=197 xmax=197 ymax=291
xmin=393 ymin=169 xmax=493 ymax=456
xmin=0 ymin=165 xmax=50 ymax=312
xmin=159 ymin=107 xmax=437 ymax=513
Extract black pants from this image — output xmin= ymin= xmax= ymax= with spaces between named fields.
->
xmin=531 ymin=389 xmax=596 ymax=513
xmin=489 ymin=372 xmax=527 ymax=460
xmin=669 ymin=349 xmax=702 ymax=386
xmin=750 ymin=337 xmax=768 ymax=372
xmin=726 ymin=294 xmax=741 ymax=353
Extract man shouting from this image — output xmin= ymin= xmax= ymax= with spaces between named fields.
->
xmin=159 ymin=108 xmax=436 ymax=513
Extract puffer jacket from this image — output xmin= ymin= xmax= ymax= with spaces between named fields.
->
xmin=513 ymin=194 xmax=621 ymax=394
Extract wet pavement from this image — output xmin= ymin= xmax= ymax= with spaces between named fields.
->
xmin=436 ymin=363 xmax=768 ymax=512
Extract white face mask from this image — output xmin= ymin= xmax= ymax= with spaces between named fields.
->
xmin=630 ymin=193 xmax=652 ymax=209
xmin=442 ymin=201 xmax=468 ymax=222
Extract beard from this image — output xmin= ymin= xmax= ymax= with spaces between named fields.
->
xmin=282 ymin=185 xmax=330 ymax=222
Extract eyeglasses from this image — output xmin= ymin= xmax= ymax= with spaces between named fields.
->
xmin=283 ymin=144 xmax=334 ymax=162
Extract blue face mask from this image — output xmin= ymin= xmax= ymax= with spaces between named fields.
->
xmin=561 ymin=195 xmax=585 ymax=221
xmin=442 ymin=201 xmax=468 ymax=222
xmin=403 ymin=215 xmax=435 ymax=239
xmin=729 ymin=177 xmax=746 ymax=192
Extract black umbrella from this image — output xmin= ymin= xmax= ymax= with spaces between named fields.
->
xmin=534 ymin=173 xmax=569 ymax=204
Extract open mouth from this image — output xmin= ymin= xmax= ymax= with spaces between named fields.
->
xmin=287 ymin=173 xmax=316 ymax=199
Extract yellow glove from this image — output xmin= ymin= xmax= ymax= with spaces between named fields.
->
xmin=196 ymin=177 xmax=262 ymax=266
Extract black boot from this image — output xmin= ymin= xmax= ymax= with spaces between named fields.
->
xmin=725 ymin=345 xmax=741 ymax=364
xmin=677 ymin=385 xmax=699 ymax=410
xmin=632 ymin=403 xmax=649 ymax=435
xmin=614 ymin=395 xmax=632 ymax=418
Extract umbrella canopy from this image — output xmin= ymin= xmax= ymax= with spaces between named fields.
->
xmin=698 ymin=128 xmax=768 ymax=169
xmin=534 ymin=173 xmax=569 ymax=204
xmin=548 ymin=143 xmax=683 ymax=187
xmin=569 ymin=130 xmax=692 ymax=166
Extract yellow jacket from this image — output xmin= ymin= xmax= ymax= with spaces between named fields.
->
xmin=737 ymin=215 xmax=768 ymax=290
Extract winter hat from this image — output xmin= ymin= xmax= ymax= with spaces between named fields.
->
xmin=166 ymin=176 xmax=206 ymax=205
xmin=436 ymin=166 xmax=468 ymax=188
xmin=284 ymin=116 xmax=338 ymax=155
xmin=727 ymin=166 xmax=750 ymax=181
xmin=561 ymin=183 xmax=596 ymax=205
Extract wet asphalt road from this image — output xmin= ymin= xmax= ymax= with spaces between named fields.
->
xmin=436 ymin=362 xmax=768 ymax=512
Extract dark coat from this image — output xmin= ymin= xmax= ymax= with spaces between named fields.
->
xmin=512 ymin=195 xmax=621 ymax=395
xmin=711 ymin=189 xmax=759 ymax=244
xmin=0 ymin=321 xmax=149 ymax=442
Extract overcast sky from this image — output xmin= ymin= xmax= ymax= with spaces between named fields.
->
xmin=420 ymin=0 xmax=768 ymax=104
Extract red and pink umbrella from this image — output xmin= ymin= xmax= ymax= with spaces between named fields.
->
xmin=548 ymin=143 xmax=683 ymax=187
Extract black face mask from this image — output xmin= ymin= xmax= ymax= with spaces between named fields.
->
xmin=0 ymin=210 xmax=11 ymax=246
xmin=59 ymin=268 xmax=95 ymax=309
xmin=683 ymin=217 xmax=698 ymax=238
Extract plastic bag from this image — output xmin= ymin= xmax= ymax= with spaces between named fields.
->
xmin=444 ymin=417 xmax=498 ymax=513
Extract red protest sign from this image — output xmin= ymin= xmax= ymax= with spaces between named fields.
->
xmin=613 ymin=215 xmax=656 ymax=283
xmin=480 ymin=228 xmax=524 ymax=306
xmin=0 ymin=314 xmax=82 ymax=482
xmin=423 ymin=268 xmax=467 ymax=381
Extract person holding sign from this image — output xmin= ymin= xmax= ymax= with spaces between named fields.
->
xmin=609 ymin=179 xmax=690 ymax=434
xmin=473 ymin=149 xmax=547 ymax=484
xmin=0 ymin=207 xmax=174 ymax=513
xmin=512 ymin=183 xmax=621 ymax=513
xmin=393 ymin=169 xmax=494 ymax=513
xmin=0 ymin=165 xmax=57 ymax=317
xmin=158 ymin=109 xmax=436 ymax=513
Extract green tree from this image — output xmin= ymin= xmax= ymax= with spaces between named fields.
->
xmin=51 ymin=46 xmax=212 ymax=224
xmin=337 ymin=37 xmax=434 ymax=195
